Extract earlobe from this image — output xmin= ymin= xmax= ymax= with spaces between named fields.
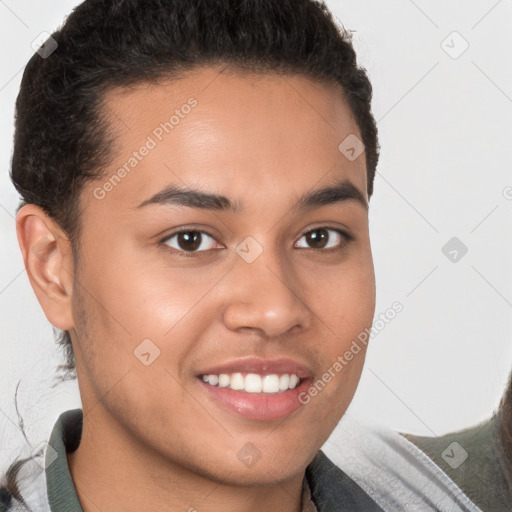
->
xmin=15 ymin=204 xmax=75 ymax=331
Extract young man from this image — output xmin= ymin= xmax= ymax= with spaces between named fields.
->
xmin=0 ymin=1 xmax=486 ymax=511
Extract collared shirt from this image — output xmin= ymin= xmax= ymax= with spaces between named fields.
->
xmin=405 ymin=416 xmax=512 ymax=512
xmin=1 ymin=409 xmax=383 ymax=511
xmin=2 ymin=409 xmax=487 ymax=511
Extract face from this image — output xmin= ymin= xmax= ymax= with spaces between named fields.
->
xmin=70 ymin=66 xmax=375 ymax=485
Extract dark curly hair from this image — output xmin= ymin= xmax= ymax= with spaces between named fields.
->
xmin=3 ymin=0 xmax=379 ymax=508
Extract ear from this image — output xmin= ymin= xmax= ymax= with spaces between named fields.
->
xmin=16 ymin=204 xmax=75 ymax=331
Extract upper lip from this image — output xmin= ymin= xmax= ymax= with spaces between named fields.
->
xmin=197 ymin=357 xmax=314 ymax=379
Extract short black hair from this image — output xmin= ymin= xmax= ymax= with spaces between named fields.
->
xmin=10 ymin=0 xmax=379 ymax=377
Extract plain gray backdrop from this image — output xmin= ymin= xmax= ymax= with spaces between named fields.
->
xmin=1 ymin=0 xmax=511 ymax=470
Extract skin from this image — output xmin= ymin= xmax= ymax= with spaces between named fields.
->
xmin=16 ymin=66 xmax=376 ymax=512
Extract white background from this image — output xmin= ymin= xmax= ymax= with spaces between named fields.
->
xmin=1 ymin=0 xmax=511 ymax=470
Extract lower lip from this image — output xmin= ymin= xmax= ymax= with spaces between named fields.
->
xmin=197 ymin=377 xmax=312 ymax=421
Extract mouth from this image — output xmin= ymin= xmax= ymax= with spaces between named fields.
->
xmin=199 ymin=372 xmax=303 ymax=394
xmin=195 ymin=358 xmax=313 ymax=421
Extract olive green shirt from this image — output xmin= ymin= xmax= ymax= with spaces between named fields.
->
xmin=406 ymin=416 xmax=512 ymax=512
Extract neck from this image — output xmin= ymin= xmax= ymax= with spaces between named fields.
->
xmin=67 ymin=407 xmax=305 ymax=512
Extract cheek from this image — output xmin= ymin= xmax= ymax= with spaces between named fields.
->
xmin=71 ymin=270 xmax=205 ymax=437
xmin=306 ymin=252 xmax=376 ymax=339
xmin=80 ymin=241 xmax=221 ymax=341
xmin=304 ymin=353 xmax=366 ymax=446
xmin=300 ymin=253 xmax=375 ymax=410
xmin=71 ymin=252 xmax=228 ymax=418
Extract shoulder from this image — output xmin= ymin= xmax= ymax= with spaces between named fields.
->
xmin=321 ymin=415 xmax=484 ymax=512
xmin=0 ymin=409 xmax=83 ymax=512
xmin=306 ymin=450 xmax=384 ymax=511
xmin=405 ymin=415 xmax=512 ymax=512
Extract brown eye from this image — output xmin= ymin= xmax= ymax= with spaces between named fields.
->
xmin=163 ymin=230 xmax=219 ymax=253
xmin=295 ymin=228 xmax=348 ymax=250
xmin=305 ymin=229 xmax=329 ymax=249
xmin=176 ymin=231 xmax=201 ymax=251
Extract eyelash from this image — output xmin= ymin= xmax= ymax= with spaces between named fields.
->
xmin=159 ymin=226 xmax=354 ymax=258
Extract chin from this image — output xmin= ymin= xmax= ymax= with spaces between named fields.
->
xmin=176 ymin=444 xmax=312 ymax=488
xmin=215 ymin=461 xmax=306 ymax=487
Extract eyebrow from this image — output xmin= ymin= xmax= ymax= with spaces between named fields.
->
xmin=135 ymin=178 xmax=368 ymax=213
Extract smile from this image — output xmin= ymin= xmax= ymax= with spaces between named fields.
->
xmin=200 ymin=372 xmax=302 ymax=394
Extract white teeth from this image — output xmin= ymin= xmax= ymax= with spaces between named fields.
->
xmin=279 ymin=374 xmax=290 ymax=390
xmin=218 ymin=373 xmax=230 ymax=387
xmin=245 ymin=374 xmax=262 ymax=393
xmin=230 ymin=372 xmax=244 ymax=391
xmin=263 ymin=374 xmax=280 ymax=393
xmin=201 ymin=372 xmax=302 ymax=393
xmin=289 ymin=374 xmax=299 ymax=388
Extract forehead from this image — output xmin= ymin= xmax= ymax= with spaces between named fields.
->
xmin=83 ymin=66 xmax=367 ymax=215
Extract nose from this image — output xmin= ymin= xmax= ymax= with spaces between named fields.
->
xmin=221 ymin=245 xmax=313 ymax=338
